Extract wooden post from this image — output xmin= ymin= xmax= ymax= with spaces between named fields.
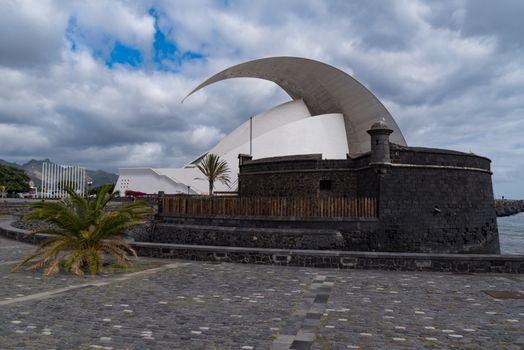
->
xmin=157 ymin=191 xmax=164 ymax=215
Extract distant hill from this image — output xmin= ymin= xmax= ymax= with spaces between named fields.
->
xmin=0 ymin=159 xmax=20 ymax=168
xmin=0 ymin=159 xmax=118 ymax=187
xmin=86 ymin=169 xmax=119 ymax=187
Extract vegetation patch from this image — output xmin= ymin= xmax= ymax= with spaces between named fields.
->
xmin=12 ymin=185 xmax=153 ymax=276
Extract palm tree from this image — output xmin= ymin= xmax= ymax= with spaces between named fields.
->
xmin=197 ymin=153 xmax=231 ymax=195
xmin=13 ymin=185 xmax=152 ymax=276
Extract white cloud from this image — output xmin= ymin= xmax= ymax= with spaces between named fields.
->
xmin=0 ymin=124 xmax=50 ymax=153
xmin=0 ymin=0 xmax=523 ymax=197
xmin=0 ymin=0 xmax=68 ymax=68
xmin=69 ymin=1 xmax=155 ymax=60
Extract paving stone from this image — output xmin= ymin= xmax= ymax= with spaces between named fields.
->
xmin=0 ymin=236 xmax=523 ymax=349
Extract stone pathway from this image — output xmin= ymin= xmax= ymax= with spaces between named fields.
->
xmin=0 ymin=236 xmax=523 ymax=349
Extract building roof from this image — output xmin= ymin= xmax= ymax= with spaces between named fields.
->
xmin=184 ymin=56 xmax=407 ymax=156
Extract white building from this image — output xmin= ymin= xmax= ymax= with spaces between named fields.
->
xmin=115 ymin=57 xmax=407 ymax=195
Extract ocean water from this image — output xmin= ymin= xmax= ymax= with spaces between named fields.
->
xmin=498 ymin=212 xmax=524 ymax=255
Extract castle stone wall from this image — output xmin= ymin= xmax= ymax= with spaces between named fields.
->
xmin=239 ymin=170 xmax=358 ymax=197
xmin=237 ymin=146 xmax=500 ymax=254
xmin=377 ymin=166 xmax=499 ymax=253
xmin=155 ymin=215 xmax=380 ymax=251
xmin=390 ymin=145 xmax=492 ymax=169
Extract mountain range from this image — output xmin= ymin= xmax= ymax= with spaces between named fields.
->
xmin=0 ymin=159 xmax=118 ymax=187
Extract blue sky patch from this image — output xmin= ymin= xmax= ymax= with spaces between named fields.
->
xmin=153 ymin=22 xmax=177 ymax=63
xmin=66 ymin=8 xmax=204 ymax=71
xmin=150 ymin=7 xmax=205 ymax=71
xmin=106 ymin=42 xmax=142 ymax=68
xmin=65 ymin=17 xmax=79 ymax=52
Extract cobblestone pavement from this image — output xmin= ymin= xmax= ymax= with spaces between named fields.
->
xmin=0 ymin=236 xmax=34 ymax=263
xmin=0 ymin=236 xmax=523 ymax=349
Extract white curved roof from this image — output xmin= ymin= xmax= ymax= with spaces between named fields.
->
xmin=184 ymin=56 xmax=407 ymax=156
xmin=185 ymin=99 xmax=311 ymax=166
xmin=117 ymin=99 xmax=350 ymax=194
xmin=117 ymin=57 xmax=409 ymax=195
xmin=188 ymin=99 xmax=350 ymax=191
xmin=211 ymin=110 xmax=350 ymax=191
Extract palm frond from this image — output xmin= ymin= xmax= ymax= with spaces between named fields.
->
xmin=197 ymin=153 xmax=231 ymax=195
xmin=44 ymin=257 xmax=63 ymax=276
xmin=27 ymin=256 xmax=51 ymax=271
xmin=42 ymin=240 xmax=74 ymax=260
xmin=65 ymin=251 xmax=87 ymax=276
xmin=14 ymin=184 xmax=150 ymax=275
xmin=24 ymin=201 xmax=83 ymax=233
xmin=12 ymin=236 xmax=65 ymax=271
xmin=12 ymin=249 xmax=45 ymax=272
xmin=99 ymin=240 xmax=134 ymax=266
xmin=26 ymin=228 xmax=76 ymax=238
xmin=87 ymin=248 xmax=101 ymax=275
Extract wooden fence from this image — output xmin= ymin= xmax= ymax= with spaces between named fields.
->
xmin=161 ymin=196 xmax=377 ymax=218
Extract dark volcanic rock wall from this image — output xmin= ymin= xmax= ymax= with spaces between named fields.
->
xmin=377 ymin=166 xmax=499 ymax=254
xmin=239 ymin=155 xmax=359 ymax=197
xmin=237 ymin=146 xmax=500 ymax=254
xmin=154 ymin=216 xmax=380 ymax=251
xmin=495 ymin=200 xmax=524 ymax=217
xmin=239 ymin=170 xmax=358 ymax=197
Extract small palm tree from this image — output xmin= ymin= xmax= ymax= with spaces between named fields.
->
xmin=197 ymin=153 xmax=231 ymax=195
xmin=13 ymin=185 xmax=152 ymax=276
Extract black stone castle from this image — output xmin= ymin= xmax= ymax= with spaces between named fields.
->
xmin=152 ymin=57 xmax=500 ymax=255
xmin=237 ymin=120 xmax=499 ymax=254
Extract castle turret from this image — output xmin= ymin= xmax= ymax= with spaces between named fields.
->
xmin=367 ymin=120 xmax=393 ymax=165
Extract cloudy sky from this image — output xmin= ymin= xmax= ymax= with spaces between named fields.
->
xmin=0 ymin=0 xmax=523 ymax=197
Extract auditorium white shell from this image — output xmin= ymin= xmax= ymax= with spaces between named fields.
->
xmin=115 ymin=57 xmax=407 ymax=195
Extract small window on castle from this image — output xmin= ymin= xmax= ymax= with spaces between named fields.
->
xmin=319 ymin=180 xmax=332 ymax=191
